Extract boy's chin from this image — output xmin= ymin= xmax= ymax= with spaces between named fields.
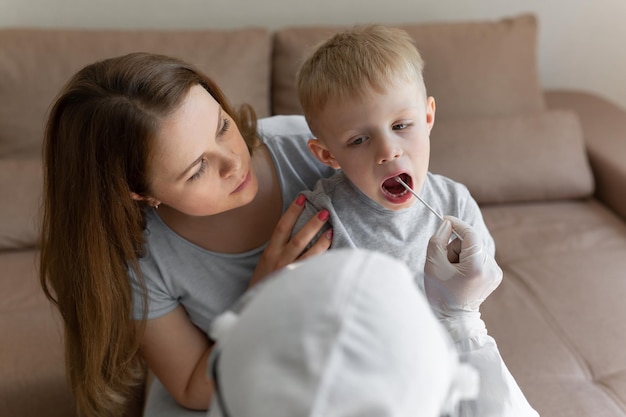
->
xmin=376 ymin=196 xmax=416 ymax=211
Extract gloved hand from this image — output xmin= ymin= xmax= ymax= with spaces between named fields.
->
xmin=424 ymin=216 xmax=503 ymax=342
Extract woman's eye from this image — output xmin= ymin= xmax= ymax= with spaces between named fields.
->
xmin=219 ymin=118 xmax=231 ymax=136
xmin=189 ymin=159 xmax=207 ymax=182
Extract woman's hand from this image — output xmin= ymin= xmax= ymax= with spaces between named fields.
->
xmin=424 ymin=216 xmax=502 ymax=341
xmin=250 ymin=194 xmax=332 ymax=286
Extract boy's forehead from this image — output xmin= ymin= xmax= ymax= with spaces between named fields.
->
xmin=310 ymin=77 xmax=428 ymax=124
xmin=327 ymin=75 xmax=426 ymax=105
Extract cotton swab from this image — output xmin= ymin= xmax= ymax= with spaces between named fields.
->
xmin=394 ymin=176 xmax=463 ymax=242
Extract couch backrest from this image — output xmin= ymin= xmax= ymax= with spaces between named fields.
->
xmin=0 ymin=27 xmax=272 ymax=251
xmin=0 ymin=28 xmax=272 ymax=158
xmin=270 ymin=14 xmax=595 ymax=205
xmin=0 ymin=15 xmax=597 ymax=252
xmin=271 ymin=14 xmax=545 ymax=119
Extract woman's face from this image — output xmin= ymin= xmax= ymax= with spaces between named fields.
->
xmin=147 ymin=85 xmax=258 ymax=216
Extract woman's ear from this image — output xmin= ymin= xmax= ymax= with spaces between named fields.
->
xmin=307 ymin=139 xmax=341 ymax=169
xmin=130 ymin=192 xmax=161 ymax=209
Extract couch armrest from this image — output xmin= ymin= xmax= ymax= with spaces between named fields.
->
xmin=545 ymin=90 xmax=626 ymax=220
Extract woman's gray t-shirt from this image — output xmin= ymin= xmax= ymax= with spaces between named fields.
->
xmin=131 ymin=115 xmax=335 ymax=335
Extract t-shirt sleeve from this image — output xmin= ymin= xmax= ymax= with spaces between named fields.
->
xmin=460 ymin=189 xmax=496 ymax=257
xmin=290 ymin=182 xmax=335 ymax=249
xmin=129 ymin=258 xmax=179 ymax=321
xmin=257 ymin=115 xmax=336 ymax=210
xmin=430 ymin=174 xmax=496 ymax=257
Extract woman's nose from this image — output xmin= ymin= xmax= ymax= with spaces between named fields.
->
xmin=217 ymin=149 xmax=241 ymax=178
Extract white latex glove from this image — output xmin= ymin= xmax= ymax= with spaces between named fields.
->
xmin=424 ymin=216 xmax=502 ymax=342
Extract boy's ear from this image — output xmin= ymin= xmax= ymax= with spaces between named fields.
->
xmin=308 ymin=139 xmax=341 ymax=169
xmin=426 ymin=96 xmax=436 ymax=133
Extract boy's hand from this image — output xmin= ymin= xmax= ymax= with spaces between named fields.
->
xmin=250 ymin=194 xmax=332 ymax=287
xmin=424 ymin=216 xmax=502 ymax=341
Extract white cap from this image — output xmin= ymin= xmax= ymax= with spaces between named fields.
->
xmin=208 ymin=249 xmax=478 ymax=417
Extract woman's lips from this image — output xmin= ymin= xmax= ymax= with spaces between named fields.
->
xmin=232 ymin=171 xmax=251 ymax=194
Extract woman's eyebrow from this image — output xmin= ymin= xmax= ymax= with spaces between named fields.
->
xmin=214 ymin=106 xmax=223 ymax=136
xmin=177 ymin=155 xmax=204 ymax=180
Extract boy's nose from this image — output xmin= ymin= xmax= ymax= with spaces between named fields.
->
xmin=376 ymin=138 xmax=402 ymax=164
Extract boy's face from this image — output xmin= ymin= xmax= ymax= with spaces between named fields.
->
xmin=308 ymin=78 xmax=435 ymax=211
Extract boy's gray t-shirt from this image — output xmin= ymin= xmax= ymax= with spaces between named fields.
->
xmin=294 ymin=170 xmax=495 ymax=291
xmin=130 ymin=115 xmax=335 ymax=335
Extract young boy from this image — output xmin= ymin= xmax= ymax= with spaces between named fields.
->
xmin=294 ymin=24 xmax=493 ymax=293
xmin=294 ymin=25 xmax=539 ymax=416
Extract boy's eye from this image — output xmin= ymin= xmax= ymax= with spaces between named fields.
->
xmin=392 ymin=122 xmax=409 ymax=130
xmin=349 ymin=136 xmax=368 ymax=146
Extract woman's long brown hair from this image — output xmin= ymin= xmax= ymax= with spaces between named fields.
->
xmin=39 ymin=52 xmax=257 ymax=417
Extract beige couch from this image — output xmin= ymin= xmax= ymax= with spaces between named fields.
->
xmin=2 ymin=13 xmax=626 ymax=417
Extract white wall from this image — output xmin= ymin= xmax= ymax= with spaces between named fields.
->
xmin=2 ymin=0 xmax=626 ymax=110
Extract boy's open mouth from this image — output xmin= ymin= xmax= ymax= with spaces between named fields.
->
xmin=381 ymin=173 xmax=412 ymax=198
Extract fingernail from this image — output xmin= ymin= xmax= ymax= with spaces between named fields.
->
xmin=326 ymin=228 xmax=333 ymax=239
xmin=295 ymin=194 xmax=306 ymax=206
xmin=318 ymin=209 xmax=330 ymax=221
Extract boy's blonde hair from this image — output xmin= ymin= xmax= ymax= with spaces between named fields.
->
xmin=297 ymin=25 xmax=426 ymax=126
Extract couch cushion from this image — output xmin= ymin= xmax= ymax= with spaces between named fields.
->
xmin=428 ymin=109 xmax=594 ymax=204
xmin=272 ymin=14 xmax=545 ymax=119
xmin=0 ymin=250 xmax=76 ymax=417
xmin=0 ymin=28 xmax=272 ymax=157
xmin=0 ymin=158 xmax=42 ymax=250
xmin=481 ymin=200 xmax=626 ymax=416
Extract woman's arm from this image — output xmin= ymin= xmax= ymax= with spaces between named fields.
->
xmin=137 ymin=306 xmax=214 ymax=410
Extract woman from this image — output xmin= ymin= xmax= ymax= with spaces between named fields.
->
xmin=39 ymin=52 xmax=511 ymax=417
xmin=40 ymin=52 xmax=335 ymax=417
